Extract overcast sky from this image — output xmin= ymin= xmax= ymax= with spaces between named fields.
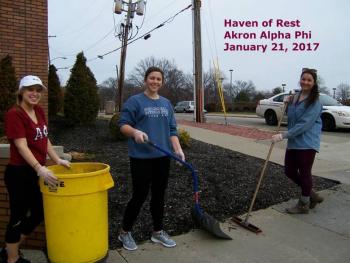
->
xmin=48 ymin=0 xmax=350 ymax=93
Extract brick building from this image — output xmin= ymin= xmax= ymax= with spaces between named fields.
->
xmin=0 ymin=0 xmax=48 ymax=112
xmin=0 ymin=0 xmax=49 ymax=249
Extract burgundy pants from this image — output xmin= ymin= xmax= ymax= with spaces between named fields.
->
xmin=284 ymin=149 xmax=316 ymax=197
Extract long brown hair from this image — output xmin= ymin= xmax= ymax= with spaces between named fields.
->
xmin=300 ymin=68 xmax=319 ymax=107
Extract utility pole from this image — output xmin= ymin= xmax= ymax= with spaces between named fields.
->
xmin=193 ymin=0 xmax=204 ymax=123
xmin=117 ymin=2 xmax=131 ymax=112
xmin=229 ymin=69 xmax=233 ymax=108
xmin=115 ymin=0 xmax=145 ymax=111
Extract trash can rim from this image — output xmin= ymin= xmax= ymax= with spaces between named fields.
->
xmin=48 ymin=162 xmax=110 ymax=179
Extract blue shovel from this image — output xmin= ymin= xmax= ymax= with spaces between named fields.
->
xmin=146 ymin=140 xmax=232 ymax=240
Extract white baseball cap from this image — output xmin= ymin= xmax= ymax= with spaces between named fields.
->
xmin=19 ymin=75 xmax=47 ymax=91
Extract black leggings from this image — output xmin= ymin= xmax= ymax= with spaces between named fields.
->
xmin=122 ymin=157 xmax=170 ymax=232
xmin=4 ymin=165 xmax=44 ymax=243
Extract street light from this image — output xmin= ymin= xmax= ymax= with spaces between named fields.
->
xmin=281 ymin=83 xmax=286 ymax=92
xmin=333 ymin=88 xmax=336 ymax=99
xmin=229 ymin=69 xmax=233 ymax=106
xmin=50 ymin=56 xmax=67 ymax=64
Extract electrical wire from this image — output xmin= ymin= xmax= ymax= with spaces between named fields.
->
xmin=59 ymin=4 xmax=192 ymax=70
xmin=55 ymin=0 xmax=110 ymax=38
xmin=206 ymin=0 xmax=227 ymax=122
xmin=96 ymin=4 xmax=192 ymax=59
xmin=49 ymin=27 xmax=115 ymax=58
xmin=82 ymin=27 xmax=115 ymax=52
xmin=203 ymin=8 xmax=215 ymax=66
xmin=142 ymin=0 xmax=178 ymax=26
xmin=207 ymin=0 xmax=219 ymax=59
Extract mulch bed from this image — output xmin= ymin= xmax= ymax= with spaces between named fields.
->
xmin=49 ymin=117 xmax=338 ymax=248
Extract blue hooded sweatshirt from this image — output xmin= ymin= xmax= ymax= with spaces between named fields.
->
xmin=118 ymin=93 xmax=178 ymax=158
xmin=283 ymin=93 xmax=322 ymax=151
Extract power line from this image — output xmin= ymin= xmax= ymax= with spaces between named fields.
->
xmin=59 ymin=4 xmax=192 ymax=70
xmin=49 ymin=26 xmax=116 ymax=58
xmin=203 ymin=9 xmax=215 ymax=63
xmin=97 ymin=4 xmax=192 ymax=59
xmin=55 ymin=0 xmax=110 ymax=38
xmin=208 ymin=0 xmax=219 ymax=59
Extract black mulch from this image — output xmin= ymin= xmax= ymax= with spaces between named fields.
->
xmin=49 ymin=117 xmax=338 ymax=248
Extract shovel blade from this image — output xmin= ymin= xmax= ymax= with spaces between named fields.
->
xmin=192 ymin=207 xmax=232 ymax=240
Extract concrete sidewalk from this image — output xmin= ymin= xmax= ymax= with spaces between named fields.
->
xmin=116 ymin=185 xmax=350 ymax=263
xmin=22 ymin=123 xmax=350 ymax=263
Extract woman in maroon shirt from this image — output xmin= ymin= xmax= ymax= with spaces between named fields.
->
xmin=1 ymin=76 xmax=70 ymax=263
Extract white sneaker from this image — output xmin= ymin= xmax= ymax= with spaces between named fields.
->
xmin=151 ymin=230 xmax=176 ymax=248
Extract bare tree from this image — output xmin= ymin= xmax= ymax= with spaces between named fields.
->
xmin=253 ymin=91 xmax=269 ymax=103
xmin=232 ymin=80 xmax=257 ymax=101
xmin=128 ymin=56 xmax=173 ymax=87
xmin=98 ymin=77 xmax=117 ymax=111
xmin=203 ymin=68 xmax=231 ymax=105
xmin=128 ymin=56 xmax=192 ymax=104
xmin=272 ymin=87 xmax=282 ymax=95
xmin=317 ymin=76 xmax=330 ymax=95
xmin=203 ymin=69 xmax=217 ymax=105
xmin=336 ymin=83 xmax=350 ymax=101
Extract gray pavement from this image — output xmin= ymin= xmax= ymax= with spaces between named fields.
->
xmin=22 ymin=121 xmax=350 ymax=262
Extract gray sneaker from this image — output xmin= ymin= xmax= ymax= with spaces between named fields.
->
xmin=118 ymin=231 xmax=138 ymax=251
xmin=151 ymin=230 xmax=176 ymax=248
xmin=286 ymin=200 xmax=309 ymax=214
xmin=310 ymin=190 xmax=324 ymax=209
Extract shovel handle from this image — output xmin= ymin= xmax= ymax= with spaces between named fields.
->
xmin=145 ymin=140 xmax=200 ymax=200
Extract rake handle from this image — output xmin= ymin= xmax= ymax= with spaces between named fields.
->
xmin=244 ymin=102 xmax=288 ymax=223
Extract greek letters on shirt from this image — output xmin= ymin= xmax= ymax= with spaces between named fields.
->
xmin=144 ymin=107 xmax=169 ymax=118
xmin=34 ymin=125 xmax=48 ymax=141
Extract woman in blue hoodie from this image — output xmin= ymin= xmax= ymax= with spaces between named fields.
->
xmin=272 ymin=68 xmax=324 ymax=214
xmin=117 ymin=66 xmax=184 ymax=251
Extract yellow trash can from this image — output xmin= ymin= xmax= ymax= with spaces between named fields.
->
xmin=40 ymin=162 xmax=114 ymax=263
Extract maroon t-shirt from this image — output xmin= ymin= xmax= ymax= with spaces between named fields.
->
xmin=5 ymin=105 xmax=48 ymax=165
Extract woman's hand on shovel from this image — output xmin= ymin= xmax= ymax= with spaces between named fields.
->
xmin=133 ymin=130 xmax=149 ymax=144
xmin=174 ymin=149 xmax=185 ymax=166
xmin=175 ymin=149 xmax=185 ymax=161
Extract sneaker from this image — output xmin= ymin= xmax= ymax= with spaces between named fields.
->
xmin=118 ymin=231 xmax=138 ymax=251
xmin=310 ymin=190 xmax=324 ymax=209
xmin=286 ymin=200 xmax=309 ymax=214
xmin=151 ymin=230 xmax=176 ymax=248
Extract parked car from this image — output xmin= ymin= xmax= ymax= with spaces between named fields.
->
xmin=174 ymin=101 xmax=195 ymax=113
xmin=256 ymin=92 xmax=350 ymax=131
